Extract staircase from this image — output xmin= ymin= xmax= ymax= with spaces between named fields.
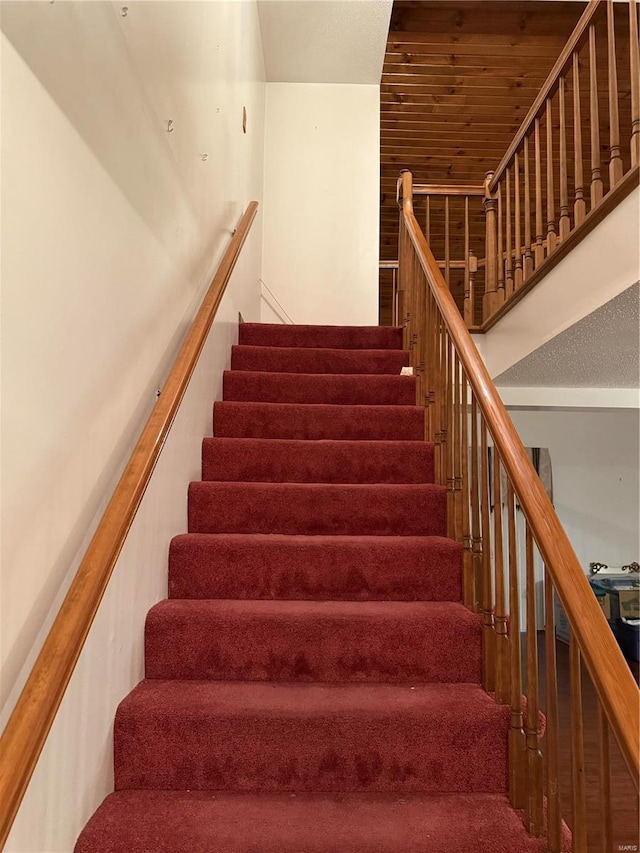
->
xmin=75 ymin=323 xmax=547 ymax=852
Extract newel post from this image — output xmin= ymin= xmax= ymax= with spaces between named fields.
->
xmin=483 ymin=171 xmax=499 ymax=321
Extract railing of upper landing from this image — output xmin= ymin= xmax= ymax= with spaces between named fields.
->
xmin=382 ymin=0 xmax=640 ymax=331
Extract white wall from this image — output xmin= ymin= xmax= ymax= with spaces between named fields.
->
xmin=481 ymin=186 xmax=640 ymax=379
xmin=508 ymin=408 xmax=640 ymax=571
xmin=1 ymin=1 xmax=266 ymax=848
xmin=261 ymin=83 xmax=380 ymax=325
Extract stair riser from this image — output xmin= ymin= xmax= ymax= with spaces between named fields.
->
xmin=231 ymin=345 xmax=410 ymax=375
xmin=214 ymin=402 xmax=424 ymax=440
xmin=145 ymin=603 xmax=482 ymax=683
xmin=188 ymin=483 xmax=447 ymax=536
xmin=202 ymin=439 xmax=435 ymax=484
xmin=223 ymin=371 xmax=416 ymax=406
xmin=114 ymin=701 xmax=509 ymax=794
xmin=238 ymin=324 xmax=404 ymax=350
xmin=168 ymin=535 xmax=463 ymax=601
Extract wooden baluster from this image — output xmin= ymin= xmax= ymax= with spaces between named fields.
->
xmin=424 ymin=286 xmax=432 ymax=440
xmin=514 ymin=152 xmax=523 ymax=289
xmin=573 ymin=51 xmax=587 ymax=226
xmin=523 ymin=135 xmax=534 ymax=279
xmin=411 ymin=255 xmax=419 ymax=371
xmin=432 ymin=313 xmax=440 ymax=480
xmin=546 ymin=97 xmax=557 ymax=255
xmin=425 ymin=195 xmax=431 ymax=243
xmin=589 ymin=23 xmax=604 ymax=207
xmin=398 ymin=218 xmax=408 ymax=348
xmin=544 ymin=568 xmax=562 ymax=853
xmin=437 ymin=319 xmax=446 ymax=485
xmin=505 ymin=167 xmax=514 ymax=297
xmin=480 ymin=421 xmax=495 ymax=692
xmin=461 ymin=371 xmax=473 ymax=608
xmin=483 ymin=171 xmax=498 ymax=319
xmin=525 ymin=524 xmax=543 ymax=835
xmin=453 ymin=352 xmax=463 ymax=545
xmin=427 ymin=288 xmax=436 ymax=444
xmin=569 ymin=632 xmax=588 ymax=851
xmin=463 ymin=197 xmax=472 ymax=327
xmin=598 ymin=702 xmax=613 ymax=853
xmin=469 ymin=250 xmax=477 ymax=327
xmin=492 ymin=449 xmax=509 ymax=703
xmin=497 ymin=182 xmax=505 ymax=302
xmin=415 ymin=267 xmax=426 ymax=408
xmin=444 ymin=196 xmax=451 ymax=289
xmin=422 ymin=274 xmax=428 ymax=411
xmin=470 ymin=396 xmax=482 ymax=613
xmin=391 ymin=267 xmax=397 ymax=327
xmin=507 ymin=481 xmax=526 ymax=809
xmin=441 ymin=321 xmax=449 ymax=489
xmin=630 ymin=0 xmax=640 ymax=166
xmin=607 ymin=0 xmax=623 ymax=187
xmin=433 ymin=317 xmax=441 ymax=483
xmin=446 ymin=335 xmax=455 ymax=538
xmin=534 ymin=118 xmax=545 ymax=267
xmin=558 ymin=75 xmax=571 ymax=241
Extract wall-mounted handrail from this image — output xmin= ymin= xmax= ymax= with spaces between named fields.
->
xmin=397 ymin=171 xmax=639 ymax=823
xmin=0 ymin=201 xmax=259 ymax=848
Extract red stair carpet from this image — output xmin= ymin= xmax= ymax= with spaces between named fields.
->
xmin=76 ymin=323 xmax=546 ymax=852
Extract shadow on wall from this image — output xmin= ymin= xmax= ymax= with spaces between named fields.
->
xmin=1 ymin=1 xmax=251 ymax=251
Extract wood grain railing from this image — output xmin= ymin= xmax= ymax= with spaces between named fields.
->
xmin=398 ymin=169 xmax=639 ymax=850
xmin=482 ymin=0 xmax=639 ymax=328
xmin=410 ymin=183 xmax=485 ymax=329
xmin=385 ymin=0 xmax=639 ymax=332
xmin=0 ymin=201 xmax=259 ymax=848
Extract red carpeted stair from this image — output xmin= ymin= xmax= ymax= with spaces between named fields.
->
xmin=76 ymin=322 xmax=547 ymax=852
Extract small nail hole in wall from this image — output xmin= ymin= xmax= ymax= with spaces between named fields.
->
xmin=242 ymin=107 xmax=247 ymax=134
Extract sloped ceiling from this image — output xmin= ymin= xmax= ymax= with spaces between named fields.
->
xmin=496 ymin=284 xmax=640 ymax=389
xmin=258 ymin=0 xmax=392 ymax=84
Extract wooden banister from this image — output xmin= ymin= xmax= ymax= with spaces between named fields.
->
xmin=397 ymin=170 xmax=639 ymax=789
xmin=413 ymin=183 xmax=485 ymax=197
xmin=489 ymin=0 xmax=603 ymax=191
xmin=0 ymin=201 xmax=259 ymax=848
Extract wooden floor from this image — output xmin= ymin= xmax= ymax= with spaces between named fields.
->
xmin=537 ymin=633 xmax=639 ymax=852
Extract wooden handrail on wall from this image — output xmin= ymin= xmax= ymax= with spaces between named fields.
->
xmin=0 ymin=201 xmax=259 ymax=848
xmin=397 ymin=169 xmax=639 ymax=845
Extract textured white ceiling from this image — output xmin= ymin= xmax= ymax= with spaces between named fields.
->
xmin=496 ymin=283 xmax=640 ymax=389
xmin=257 ymin=0 xmax=392 ymax=84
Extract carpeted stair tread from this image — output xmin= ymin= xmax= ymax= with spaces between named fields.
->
xmin=76 ymin=321 xmax=540 ymax=850
xmin=202 ymin=438 xmax=435 ymax=483
xmin=223 ymin=370 xmax=416 ymax=405
xmin=168 ymin=533 xmax=462 ymax=601
xmin=238 ymin=323 xmax=404 ymax=350
xmin=114 ymin=680 xmax=509 ymax=793
xmin=145 ymin=600 xmax=481 ymax=683
xmin=231 ymin=344 xmax=410 ymax=374
xmin=188 ymin=482 xmax=446 ymax=536
xmin=75 ymin=791 xmax=547 ymax=853
xmin=214 ymin=401 xmax=424 ymax=440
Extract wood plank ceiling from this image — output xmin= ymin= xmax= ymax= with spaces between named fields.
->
xmin=379 ymin=0 xmax=588 ymax=324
